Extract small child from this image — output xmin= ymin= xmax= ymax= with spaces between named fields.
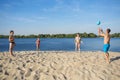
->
xmin=98 ymin=28 xmax=111 ymax=63
xmin=36 ymin=38 xmax=40 ymax=51
xmin=9 ymin=30 xmax=15 ymax=56
xmin=75 ymin=34 xmax=81 ymax=51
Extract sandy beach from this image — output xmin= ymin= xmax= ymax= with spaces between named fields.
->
xmin=0 ymin=51 xmax=120 ymax=80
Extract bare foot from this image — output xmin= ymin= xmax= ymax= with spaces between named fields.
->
xmin=106 ymin=60 xmax=110 ymax=64
xmin=108 ymin=61 xmax=110 ymax=64
xmin=10 ymin=54 xmax=15 ymax=57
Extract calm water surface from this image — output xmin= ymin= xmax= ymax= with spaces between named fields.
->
xmin=0 ymin=38 xmax=120 ymax=52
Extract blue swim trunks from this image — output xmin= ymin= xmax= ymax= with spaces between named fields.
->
xmin=103 ymin=44 xmax=110 ymax=53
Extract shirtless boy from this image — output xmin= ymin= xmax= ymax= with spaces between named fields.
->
xmin=9 ymin=30 xmax=15 ymax=56
xmin=98 ymin=28 xmax=111 ymax=63
xmin=75 ymin=34 xmax=81 ymax=51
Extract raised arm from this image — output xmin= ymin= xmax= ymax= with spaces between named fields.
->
xmin=98 ymin=28 xmax=105 ymax=37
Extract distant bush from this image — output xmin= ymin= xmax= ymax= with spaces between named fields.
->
xmin=0 ymin=33 xmax=120 ymax=38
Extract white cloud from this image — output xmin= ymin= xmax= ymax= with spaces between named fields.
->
xmin=43 ymin=5 xmax=62 ymax=12
xmin=43 ymin=0 xmax=82 ymax=13
xmin=15 ymin=16 xmax=48 ymax=22
xmin=15 ymin=17 xmax=36 ymax=22
xmin=34 ymin=16 xmax=47 ymax=20
xmin=4 ymin=16 xmax=47 ymax=23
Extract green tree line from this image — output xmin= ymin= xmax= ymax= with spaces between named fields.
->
xmin=0 ymin=33 xmax=120 ymax=38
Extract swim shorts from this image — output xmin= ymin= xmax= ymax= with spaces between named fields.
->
xmin=103 ymin=44 xmax=110 ymax=53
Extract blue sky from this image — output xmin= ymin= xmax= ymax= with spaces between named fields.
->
xmin=0 ymin=0 xmax=120 ymax=35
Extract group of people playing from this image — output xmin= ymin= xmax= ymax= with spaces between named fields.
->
xmin=9 ymin=28 xmax=111 ymax=63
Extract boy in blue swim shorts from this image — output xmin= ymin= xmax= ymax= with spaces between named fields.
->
xmin=98 ymin=28 xmax=111 ymax=63
xmin=103 ymin=44 xmax=110 ymax=53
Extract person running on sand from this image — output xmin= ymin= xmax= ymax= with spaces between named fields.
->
xmin=9 ymin=30 xmax=15 ymax=56
xmin=36 ymin=38 xmax=40 ymax=51
xmin=75 ymin=34 xmax=81 ymax=51
xmin=98 ymin=28 xmax=111 ymax=63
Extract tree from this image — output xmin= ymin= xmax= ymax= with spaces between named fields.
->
xmin=0 ymin=33 xmax=120 ymax=38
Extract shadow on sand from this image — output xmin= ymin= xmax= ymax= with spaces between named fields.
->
xmin=110 ymin=56 xmax=120 ymax=62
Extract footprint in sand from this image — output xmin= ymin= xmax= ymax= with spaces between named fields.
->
xmin=25 ymin=68 xmax=32 ymax=77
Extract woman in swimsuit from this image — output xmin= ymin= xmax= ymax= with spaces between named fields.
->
xmin=75 ymin=34 xmax=81 ymax=51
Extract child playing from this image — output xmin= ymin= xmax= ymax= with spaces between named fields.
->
xmin=75 ymin=34 xmax=81 ymax=51
xmin=9 ymin=30 xmax=15 ymax=56
xmin=98 ymin=28 xmax=111 ymax=63
xmin=36 ymin=38 xmax=40 ymax=51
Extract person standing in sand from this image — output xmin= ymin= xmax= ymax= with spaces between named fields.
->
xmin=9 ymin=30 xmax=15 ymax=56
xmin=75 ymin=34 xmax=81 ymax=51
xmin=36 ymin=38 xmax=40 ymax=51
xmin=98 ymin=28 xmax=111 ymax=63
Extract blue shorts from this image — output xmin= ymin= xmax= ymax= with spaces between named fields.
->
xmin=103 ymin=44 xmax=110 ymax=53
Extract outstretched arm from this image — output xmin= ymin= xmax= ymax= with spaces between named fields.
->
xmin=74 ymin=38 xmax=76 ymax=43
xmin=98 ymin=28 xmax=105 ymax=37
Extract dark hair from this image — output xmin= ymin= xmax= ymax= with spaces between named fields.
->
xmin=107 ymin=28 xmax=111 ymax=33
xmin=10 ymin=30 xmax=14 ymax=33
